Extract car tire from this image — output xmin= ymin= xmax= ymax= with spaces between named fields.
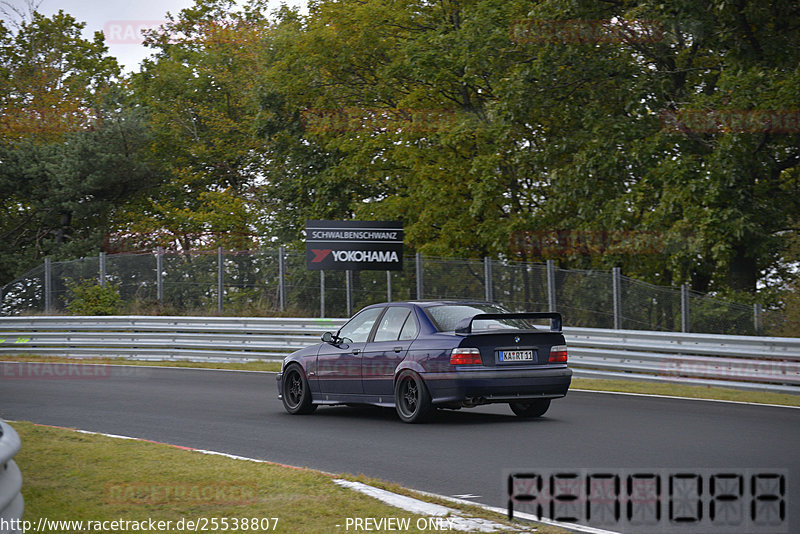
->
xmin=394 ymin=370 xmax=433 ymax=423
xmin=509 ymin=399 xmax=550 ymax=418
xmin=282 ymin=365 xmax=317 ymax=415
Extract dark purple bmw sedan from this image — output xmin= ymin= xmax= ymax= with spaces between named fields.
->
xmin=277 ymin=301 xmax=572 ymax=423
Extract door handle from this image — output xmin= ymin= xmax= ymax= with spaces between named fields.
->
xmin=393 ymin=346 xmax=402 ymax=353
xmin=351 ymin=349 xmax=360 ymax=355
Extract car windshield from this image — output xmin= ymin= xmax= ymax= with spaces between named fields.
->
xmin=425 ymin=304 xmax=535 ymax=332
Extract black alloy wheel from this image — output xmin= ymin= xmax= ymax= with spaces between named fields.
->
xmin=282 ymin=365 xmax=316 ymax=415
xmin=509 ymin=399 xmax=551 ymax=418
xmin=394 ymin=370 xmax=433 ymax=423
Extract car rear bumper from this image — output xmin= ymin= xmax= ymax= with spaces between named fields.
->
xmin=423 ymin=366 xmax=572 ymax=405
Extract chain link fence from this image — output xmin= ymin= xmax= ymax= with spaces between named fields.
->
xmin=0 ymin=249 xmax=777 ymax=335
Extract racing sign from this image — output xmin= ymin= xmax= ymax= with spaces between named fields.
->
xmin=305 ymin=220 xmax=404 ymax=271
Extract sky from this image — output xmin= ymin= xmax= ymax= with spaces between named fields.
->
xmin=3 ymin=0 xmax=308 ymax=72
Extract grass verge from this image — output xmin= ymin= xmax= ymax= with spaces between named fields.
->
xmin=571 ymin=377 xmax=800 ymax=407
xmin=12 ymin=421 xmax=554 ymax=533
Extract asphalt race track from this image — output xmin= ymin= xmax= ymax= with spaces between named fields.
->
xmin=2 ymin=363 xmax=799 ymax=532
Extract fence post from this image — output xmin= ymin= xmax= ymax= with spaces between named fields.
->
xmin=156 ymin=247 xmax=164 ymax=303
xmin=612 ymin=267 xmax=621 ymax=329
xmin=278 ymin=246 xmax=286 ymax=312
xmin=217 ymin=247 xmax=224 ymax=314
xmin=681 ymin=284 xmax=690 ymax=333
xmin=320 ymin=270 xmax=325 ymax=318
xmin=754 ymin=303 xmax=762 ymax=335
xmin=546 ymin=259 xmax=556 ymax=312
xmin=99 ymin=252 xmax=106 ymax=287
xmin=484 ymin=257 xmax=493 ymax=302
xmin=44 ymin=257 xmax=52 ymax=314
xmin=415 ymin=253 xmax=423 ymax=300
xmin=386 ymin=271 xmax=392 ymax=302
xmin=346 ymin=270 xmax=352 ymax=317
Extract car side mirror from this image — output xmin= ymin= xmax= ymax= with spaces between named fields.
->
xmin=321 ymin=332 xmax=334 ymax=344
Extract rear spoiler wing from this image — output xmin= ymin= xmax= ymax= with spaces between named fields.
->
xmin=454 ymin=312 xmax=562 ymax=334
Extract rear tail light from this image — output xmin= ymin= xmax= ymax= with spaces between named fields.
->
xmin=450 ymin=348 xmax=482 ymax=365
xmin=549 ymin=345 xmax=568 ymax=363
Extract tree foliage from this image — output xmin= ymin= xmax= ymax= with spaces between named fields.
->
xmin=65 ymin=279 xmax=123 ymax=316
xmin=0 ymin=10 xmax=119 ymax=141
xmin=254 ymin=0 xmax=800 ymax=296
xmin=119 ymin=0 xmax=273 ymax=252
xmin=2 ymin=0 xmax=799 ymax=316
xmin=0 ymin=13 xmax=158 ymax=283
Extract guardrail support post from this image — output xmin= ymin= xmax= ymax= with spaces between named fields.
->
xmin=612 ymin=267 xmax=621 ymax=329
xmin=416 ymin=253 xmax=423 ymax=299
xmin=44 ymin=257 xmax=52 ymax=314
xmin=99 ymin=252 xmax=106 ymax=287
xmin=754 ymin=303 xmax=762 ymax=335
xmin=217 ymin=247 xmax=224 ymax=314
xmin=346 ymin=270 xmax=352 ymax=317
xmin=278 ymin=246 xmax=286 ymax=312
xmin=386 ymin=271 xmax=392 ymax=302
xmin=320 ymin=270 xmax=325 ymax=318
xmin=681 ymin=284 xmax=690 ymax=333
xmin=484 ymin=257 xmax=493 ymax=302
xmin=156 ymin=247 xmax=164 ymax=303
xmin=546 ymin=260 xmax=556 ymax=312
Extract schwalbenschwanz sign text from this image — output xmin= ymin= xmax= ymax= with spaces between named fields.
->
xmin=305 ymin=220 xmax=404 ymax=271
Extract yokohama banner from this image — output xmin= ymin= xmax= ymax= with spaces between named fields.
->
xmin=305 ymin=220 xmax=404 ymax=271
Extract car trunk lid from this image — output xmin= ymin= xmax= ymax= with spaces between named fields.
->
xmin=453 ymin=313 xmax=566 ymax=367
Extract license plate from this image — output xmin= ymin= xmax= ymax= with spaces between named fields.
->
xmin=499 ymin=350 xmax=534 ymax=362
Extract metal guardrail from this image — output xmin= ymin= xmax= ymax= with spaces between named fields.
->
xmin=0 ymin=420 xmax=23 ymax=533
xmin=565 ymin=327 xmax=800 ymax=393
xmin=1 ymin=316 xmax=799 ymax=393
xmin=0 ymin=316 xmax=346 ymax=361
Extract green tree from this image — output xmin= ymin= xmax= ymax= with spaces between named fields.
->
xmin=123 ymin=0 xmax=273 ymax=252
xmin=501 ymin=0 xmax=800 ymax=293
xmin=0 ymin=12 xmax=158 ymax=284
xmin=253 ymin=0 xmax=799 ymax=301
xmin=0 ymin=103 xmax=161 ymax=283
xmin=256 ymin=0 xmax=533 ymax=255
xmin=0 ymin=10 xmax=119 ymax=141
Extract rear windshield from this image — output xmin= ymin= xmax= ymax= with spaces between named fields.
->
xmin=425 ymin=304 xmax=535 ymax=332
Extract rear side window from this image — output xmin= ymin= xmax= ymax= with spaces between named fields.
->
xmin=425 ymin=304 xmax=533 ymax=332
xmin=373 ymin=307 xmax=412 ymax=342
xmin=398 ymin=312 xmax=418 ymax=340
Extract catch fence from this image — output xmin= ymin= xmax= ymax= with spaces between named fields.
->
xmin=0 ymin=249 xmax=771 ymax=335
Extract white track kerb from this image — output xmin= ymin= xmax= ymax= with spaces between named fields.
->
xmin=18 ymin=423 xmax=621 ymax=534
